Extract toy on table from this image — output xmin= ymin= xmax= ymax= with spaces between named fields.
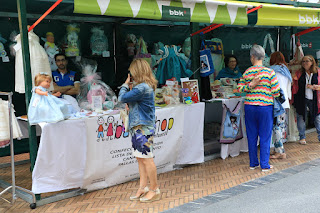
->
xmin=90 ymin=27 xmax=108 ymax=56
xmin=43 ymin=32 xmax=59 ymax=70
xmin=27 ymin=73 xmax=69 ymax=125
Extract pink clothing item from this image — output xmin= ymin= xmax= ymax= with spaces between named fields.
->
xmin=107 ymin=123 xmax=113 ymax=136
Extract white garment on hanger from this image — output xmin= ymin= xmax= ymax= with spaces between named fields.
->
xmin=0 ymin=99 xmax=23 ymax=144
xmin=15 ymin=31 xmax=53 ymax=93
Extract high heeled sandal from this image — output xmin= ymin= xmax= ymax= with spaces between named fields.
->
xmin=130 ymin=186 xmax=149 ymax=201
xmin=140 ymin=188 xmax=161 ymax=203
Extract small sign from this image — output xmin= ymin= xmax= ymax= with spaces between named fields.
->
xmin=2 ymin=56 xmax=9 ymax=62
xmin=102 ymin=51 xmax=110 ymax=58
xmin=162 ymin=6 xmax=191 ymax=22
xmin=92 ymin=95 xmax=103 ymax=112
xmin=76 ymin=56 xmax=81 ymax=62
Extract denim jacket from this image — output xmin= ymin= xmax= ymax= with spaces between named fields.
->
xmin=118 ymin=83 xmax=155 ymax=130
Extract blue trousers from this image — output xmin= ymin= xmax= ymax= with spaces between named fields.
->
xmin=245 ymin=105 xmax=273 ymax=169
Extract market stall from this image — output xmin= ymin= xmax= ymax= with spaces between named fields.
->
xmin=3 ymin=0 xmax=320 ymax=208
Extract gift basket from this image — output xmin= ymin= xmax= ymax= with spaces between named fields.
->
xmin=76 ymin=58 xmax=117 ymax=111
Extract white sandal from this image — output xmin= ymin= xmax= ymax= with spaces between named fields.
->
xmin=130 ymin=186 xmax=149 ymax=201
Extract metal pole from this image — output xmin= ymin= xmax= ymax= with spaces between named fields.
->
xmin=8 ymin=92 xmax=16 ymax=204
xmin=17 ymin=0 xmax=38 ymax=171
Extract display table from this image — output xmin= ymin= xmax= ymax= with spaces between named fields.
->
xmin=31 ymin=103 xmax=205 ymax=194
xmin=206 ymin=98 xmax=248 ymax=159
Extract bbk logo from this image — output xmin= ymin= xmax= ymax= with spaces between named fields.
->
xmin=169 ymin=9 xmax=185 ymax=16
xmin=299 ymin=14 xmax=319 ymax=25
xmin=241 ymin=44 xmax=253 ymax=50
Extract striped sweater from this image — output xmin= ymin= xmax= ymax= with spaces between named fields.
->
xmin=237 ymin=65 xmax=280 ymax=106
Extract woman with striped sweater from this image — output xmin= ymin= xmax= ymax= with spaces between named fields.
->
xmin=237 ymin=45 xmax=280 ymax=172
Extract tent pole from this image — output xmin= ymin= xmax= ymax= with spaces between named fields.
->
xmin=190 ymin=22 xmax=201 ymax=89
xmin=17 ymin=0 xmax=38 ymax=174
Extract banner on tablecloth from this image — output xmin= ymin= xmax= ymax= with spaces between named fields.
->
xmin=83 ymin=106 xmax=184 ymax=191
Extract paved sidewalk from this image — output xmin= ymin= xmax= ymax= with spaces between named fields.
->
xmin=1 ymin=131 xmax=320 ymax=213
xmin=165 ymin=158 xmax=320 ymax=213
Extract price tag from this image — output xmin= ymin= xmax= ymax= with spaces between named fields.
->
xmin=2 ymin=56 xmax=9 ymax=62
xmin=76 ymin=56 xmax=81 ymax=62
xmin=102 ymin=51 xmax=110 ymax=58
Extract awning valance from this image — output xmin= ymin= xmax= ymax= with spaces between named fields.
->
xmin=225 ymin=0 xmax=320 ymax=27
xmin=74 ymin=0 xmax=253 ymax=25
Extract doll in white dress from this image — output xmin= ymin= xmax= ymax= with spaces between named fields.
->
xmin=28 ymin=73 xmax=69 ymax=125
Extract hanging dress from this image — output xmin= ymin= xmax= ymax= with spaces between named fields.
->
xmin=156 ymin=45 xmax=193 ymax=85
xmin=0 ymin=99 xmax=23 ymax=148
xmin=28 ymin=86 xmax=70 ymax=125
xmin=15 ymin=31 xmax=53 ymax=93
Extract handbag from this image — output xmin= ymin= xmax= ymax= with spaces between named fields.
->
xmin=223 ymin=101 xmax=241 ymax=139
xmin=199 ymin=40 xmax=214 ymax=77
xmin=262 ymin=33 xmax=275 ymax=67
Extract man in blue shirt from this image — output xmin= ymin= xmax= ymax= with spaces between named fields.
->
xmin=52 ymin=53 xmax=80 ymax=96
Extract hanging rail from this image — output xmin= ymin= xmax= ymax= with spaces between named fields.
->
xmin=0 ymin=92 xmax=37 ymax=209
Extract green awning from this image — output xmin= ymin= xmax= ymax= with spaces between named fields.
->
xmin=74 ymin=0 xmax=252 ymax=25
xmin=226 ymin=0 xmax=320 ymax=27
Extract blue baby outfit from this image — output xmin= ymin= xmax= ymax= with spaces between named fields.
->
xmin=28 ymin=86 xmax=70 ymax=125
xmin=156 ymin=45 xmax=193 ymax=84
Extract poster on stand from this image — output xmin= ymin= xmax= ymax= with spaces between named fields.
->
xmin=83 ymin=106 xmax=184 ymax=191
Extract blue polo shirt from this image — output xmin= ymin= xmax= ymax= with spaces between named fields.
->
xmin=52 ymin=70 xmax=80 ymax=87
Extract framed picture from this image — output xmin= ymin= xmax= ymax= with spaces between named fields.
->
xmin=181 ymin=80 xmax=200 ymax=104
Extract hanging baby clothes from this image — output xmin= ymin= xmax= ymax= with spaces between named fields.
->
xmin=156 ymin=45 xmax=193 ymax=85
xmin=28 ymin=86 xmax=70 ymax=125
xmin=0 ymin=99 xmax=23 ymax=148
xmin=15 ymin=30 xmax=53 ymax=93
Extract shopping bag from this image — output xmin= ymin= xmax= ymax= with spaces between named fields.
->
xmin=199 ymin=40 xmax=214 ymax=77
xmin=223 ymin=101 xmax=241 ymax=139
xmin=204 ymin=40 xmax=223 ymax=54
xmin=262 ymin=33 xmax=275 ymax=67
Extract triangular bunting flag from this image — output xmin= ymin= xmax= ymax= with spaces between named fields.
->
xmin=97 ymin=0 xmax=110 ymax=15
xmin=128 ymin=0 xmax=143 ymax=17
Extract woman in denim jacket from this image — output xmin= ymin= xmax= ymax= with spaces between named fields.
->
xmin=118 ymin=59 xmax=160 ymax=202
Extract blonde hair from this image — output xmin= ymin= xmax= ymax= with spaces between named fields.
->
xmin=129 ymin=59 xmax=158 ymax=90
xmin=35 ymin=73 xmax=52 ymax=86
xmin=301 ymin=55 xmax=318 ymax=74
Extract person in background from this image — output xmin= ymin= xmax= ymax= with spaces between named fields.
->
xmin=52 ymin=53 xmax=80 ymax=96
xmin=292 ymin=55 xmax=320 ymax=145
xmin=237 ymin=45 xmax=280 ymax=172
xmin=269 ymin=51 xmax=292 ymax=159
xmin=118 ymin=59 xmax=160 ymax=202
xmin=216 ymin=55 xmax=242 ymax=80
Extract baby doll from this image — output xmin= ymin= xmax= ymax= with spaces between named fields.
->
xmin=28 ymin=73 xmax=70 ymax=125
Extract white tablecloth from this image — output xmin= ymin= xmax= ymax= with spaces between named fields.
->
xmin=32 ymin=103 xmax=205 ymax=194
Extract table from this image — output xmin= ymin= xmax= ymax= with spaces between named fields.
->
xmin=31 ymin=103 xmax=205 ymax=194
